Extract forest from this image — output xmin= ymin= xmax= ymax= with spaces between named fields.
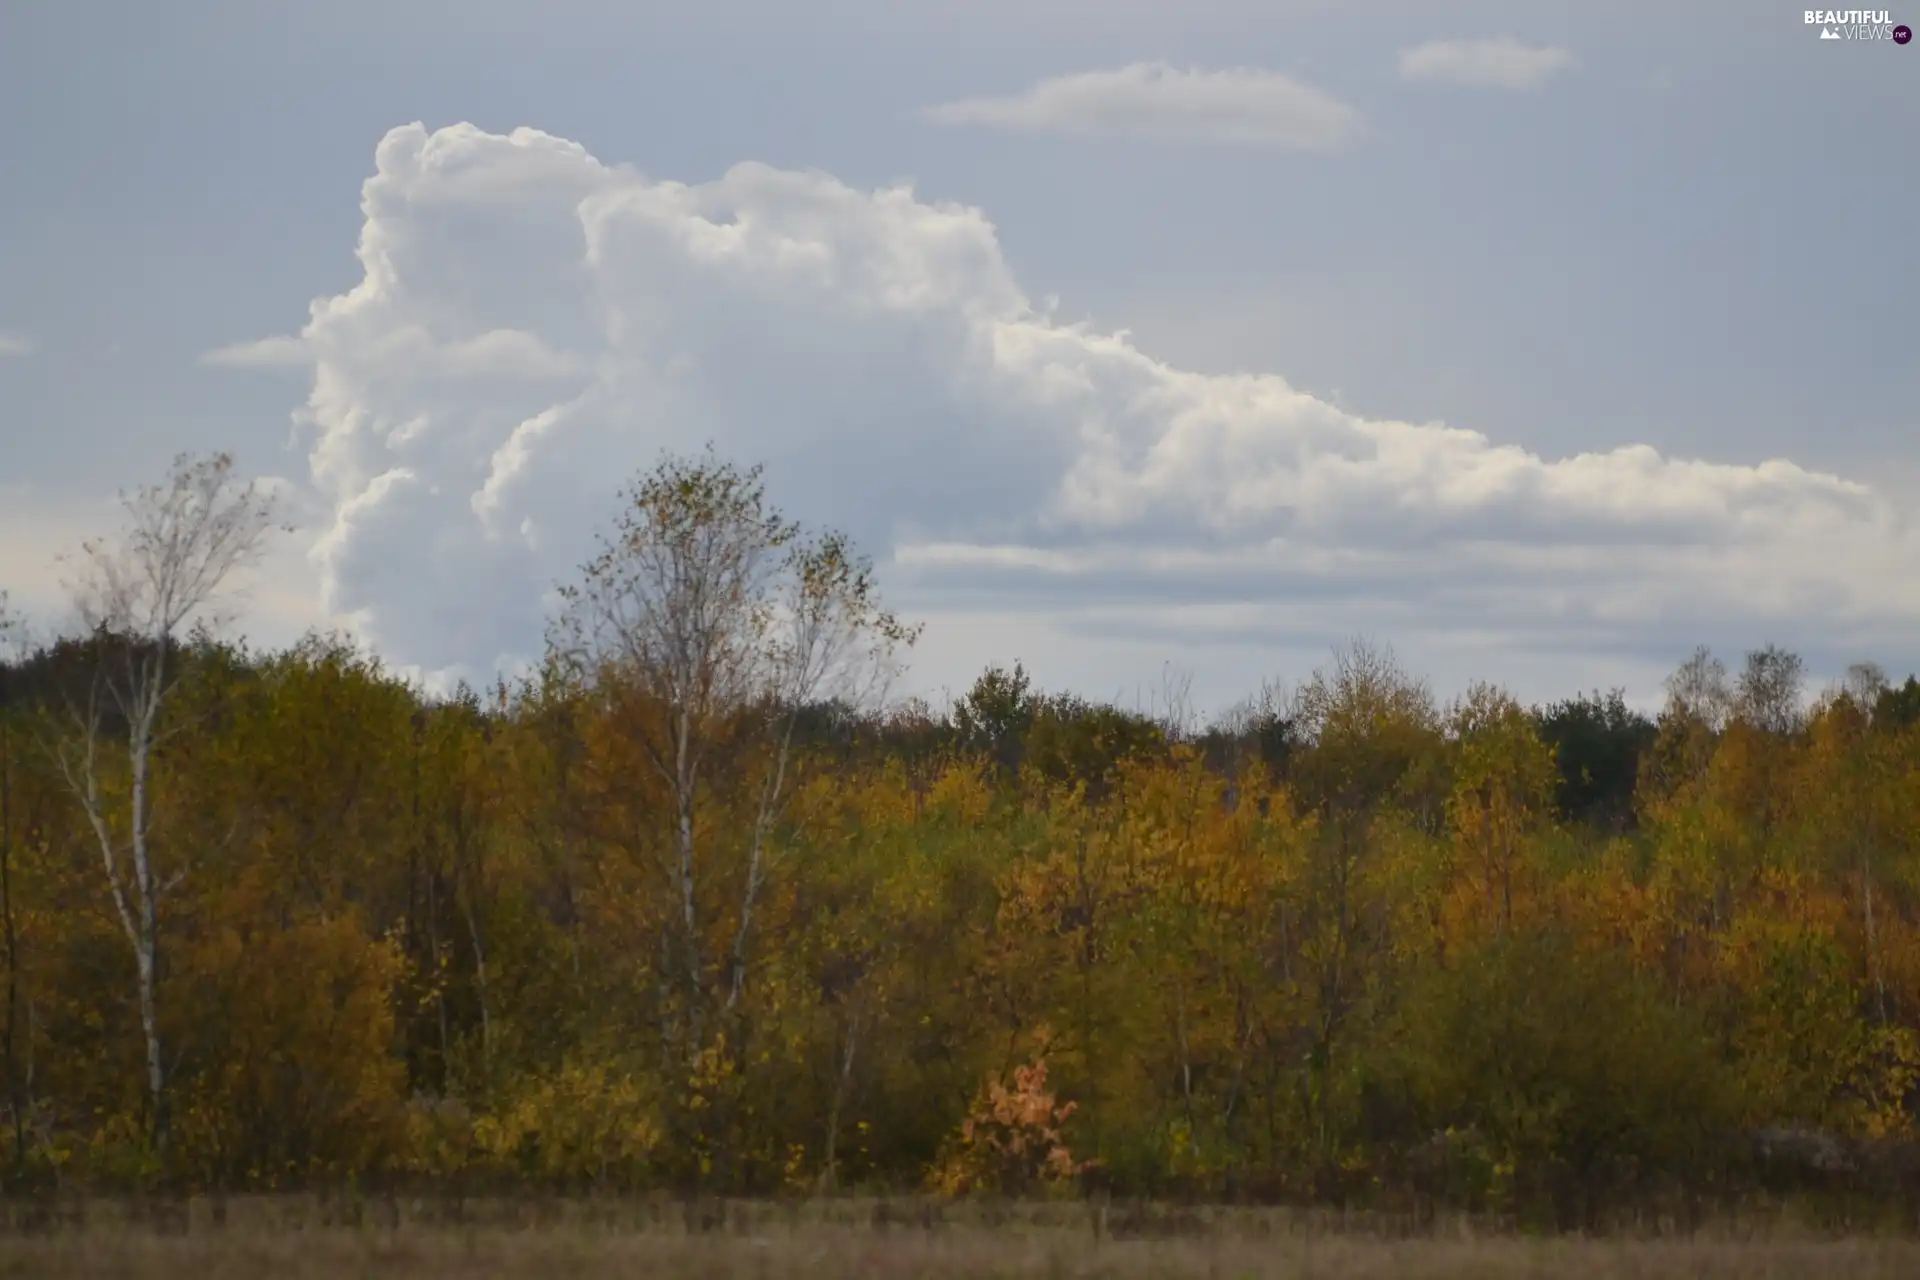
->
xmin=3 ymin=450 xmax=1920 ymax=1233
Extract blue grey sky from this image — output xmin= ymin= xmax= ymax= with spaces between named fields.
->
xmin=2 ymin=0 xmax=1916 ymax=715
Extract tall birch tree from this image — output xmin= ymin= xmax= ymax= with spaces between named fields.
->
xmin=548 ymin=447 xmax=917 ymax=1065
xmin=51 ymin=452 xmax=281 ymax=1161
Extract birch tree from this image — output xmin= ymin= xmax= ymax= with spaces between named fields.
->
xmin=0 ymin=594 xmax=32 ymax=1171
xmin=548 ymin=447 xmax=917 ymax=1061
xmin=51 ymin=452 xmax=281 ymax=1160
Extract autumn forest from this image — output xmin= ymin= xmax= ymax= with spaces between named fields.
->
xmin=3 ymin=450 xmax=1920 ymax=1232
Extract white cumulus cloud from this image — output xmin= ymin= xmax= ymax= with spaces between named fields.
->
xmin=923 ymin=63 xmax=1362 ymax=148
xmin=1398 ymin=38 xmax=1573 ymax=90
xmin=221 ymin=121 xmax=1919 ymax=703
xmin=201 ymin=335 xmax=314 ymax=368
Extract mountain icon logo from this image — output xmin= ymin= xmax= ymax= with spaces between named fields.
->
xmin=1820 ymin=26 xmax=1841 ymax=37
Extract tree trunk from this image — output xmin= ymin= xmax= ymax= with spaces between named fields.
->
xmin=819 ymin=1003 xmax=862 ymax=1193
xmin=0 ymin=713 xmax=28 ymax=1172
xmin=1863 ymin=845 xmax=1888 ymax=1026
xmin=728 ymin=718 xmax=796 ymax=1013
xmin=671 ymin=693 xmax=709 ymax=1065
xmin=128 ymin=697 xmax=168 ymax=1163
xmin=455 ymin=797 xmax=492 ymax=1079
xmin=427 ymin=866 xmax=449 ymax=1081
xmin=462 ymin=885 xmax=492 ymax=1078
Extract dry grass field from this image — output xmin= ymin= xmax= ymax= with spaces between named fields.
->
xmin=1 ymin=1196 xmax=1917 ymax=1279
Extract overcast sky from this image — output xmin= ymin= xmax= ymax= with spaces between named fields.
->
xmin=3 ymin=0 xmax=1916 ymax=716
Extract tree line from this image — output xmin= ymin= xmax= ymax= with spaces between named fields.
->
xmin=1 ymin=450 xmax=1919 ymax=1228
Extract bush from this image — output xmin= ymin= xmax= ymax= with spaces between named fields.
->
xmin=1390 ymin=929 xmax=1734 ymax=1221
xmin=931 ymin=1056 xmax=1087 ymax=1196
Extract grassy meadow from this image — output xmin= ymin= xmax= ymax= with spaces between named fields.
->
xmin=2 ymin=1196 xmax=1919 ymax=1279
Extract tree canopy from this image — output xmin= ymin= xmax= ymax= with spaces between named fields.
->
xmin=3 ymin=450 xmax=1919 ymax=1230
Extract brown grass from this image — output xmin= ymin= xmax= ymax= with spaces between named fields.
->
xmin=0 ymin=1196 xmax=1916 ymax=1278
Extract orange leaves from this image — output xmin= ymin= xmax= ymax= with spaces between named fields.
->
xmin=931 ymin=1051 xmax=1086 ymax=1196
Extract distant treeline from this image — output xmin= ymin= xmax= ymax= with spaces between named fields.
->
xmin=1 ymin=628 xmax=1918 ymax=1223
xmin=3 ymin=449 xmax=1920 ymax=1232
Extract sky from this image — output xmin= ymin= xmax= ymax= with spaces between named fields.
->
xmin=2 ymin=0 xmax=1916 ymax=718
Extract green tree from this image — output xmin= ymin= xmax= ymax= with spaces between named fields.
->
xmin=1534 ymin=689 xmax=1654 ymax=832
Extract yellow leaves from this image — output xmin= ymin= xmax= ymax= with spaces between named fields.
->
xmin=808 ymin=760 xmax=907 ymax=828
xmin=781 ymin=1141 xmax=811 ymax=1192
xmin=1446 ymin=687 xmax=1555 ymax=853
xmin=401 ymin=1096 xmax=476 ymax=1178
xmin=164 ymin=911 xmax=411 ymax=1185
xmin=688 ymin=1033 xmax=739 ymax=1097
xmin=925 ymin=760 xmax=993 ymax=825
xmin=470 ymin=1057 xmax=663 ymax=1185
xmin=1720 ymin=916 xmax=1878 ymax=1133
xmin=1843 ymin=1025 xmax=1920 ymax=1141
xmin=1878 ymin=926 xmax=1920 ymax=1026
xmin=20 ymin=612 xmax=1920 ymax=1207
